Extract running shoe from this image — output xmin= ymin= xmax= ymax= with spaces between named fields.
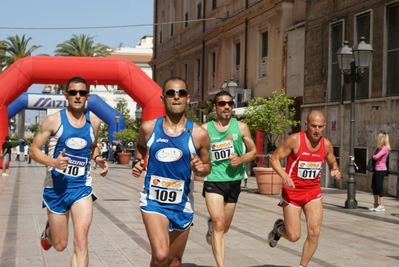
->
xmin=368 ymin=204 xmax=378 ymax=211
xmin=206 ymin=217 xmax=212 ymax=245
xmin=267 ymin=219 xmax=284 ymax=248
xmin=41 ymin=220 xmax=52 ymax=250
xmin=374 ymin=205 xmax=385 ymax=212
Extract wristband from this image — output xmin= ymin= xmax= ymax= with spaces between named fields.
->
xmin=132 ymin=157 xmax=142 ymax=168
xmin=93 ymin=155 xmax=102 ymax=161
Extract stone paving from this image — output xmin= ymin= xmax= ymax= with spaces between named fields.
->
xmin=1 ymin=161 xmax=399 ymax=266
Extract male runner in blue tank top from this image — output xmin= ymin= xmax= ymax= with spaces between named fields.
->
xmin=29 ymin=76 xmax=108 ymax=267
xmin=132 ymin=76 xmax=211 ymax=266
xmin=201 ymin=90 xmax=257 ymax=267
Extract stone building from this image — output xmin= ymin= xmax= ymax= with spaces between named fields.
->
xmin=152 ymin=0 xmax=398 ymax=195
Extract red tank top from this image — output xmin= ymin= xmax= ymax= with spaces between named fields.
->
xmin=285 ymin=132 xmax=326 ymax=189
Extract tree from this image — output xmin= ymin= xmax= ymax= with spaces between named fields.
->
xmin=54 ymin=34 xmax=111 ymax=57
xmin=0 ymin=34 xmax=45 ymax=139
xmin=29 ymin=123 xmax=40 ymax=137
xmin=112 ymin=100 xmax=140 ymax=149
xmin=242 ymin=89 xmax=300 ymax=153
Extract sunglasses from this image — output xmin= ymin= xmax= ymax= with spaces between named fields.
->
xmin=216 ymin=101 xmax=234 ymax=107
xmin=67 ymin=90 xmax=89 ymax=96
xmin=164 ymin=89 xmax=188 ymax=97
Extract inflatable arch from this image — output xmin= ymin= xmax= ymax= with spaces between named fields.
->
xmin=8 ymin=93 xmax=126 ymax=143
xmin=0 ymin=56 xmax=165 ymax=146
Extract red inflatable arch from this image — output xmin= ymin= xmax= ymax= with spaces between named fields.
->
xmin=0 ymin=56 xmax=165 ymax=146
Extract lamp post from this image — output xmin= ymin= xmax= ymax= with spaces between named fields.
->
xmin=336 ymin=37 xmax=373 ymax=209
xmin=220 ymin=80 xmax=228 ymax=91
xmin=135 ymin=107 xmax=142 ymax=119
xmin=115 ymin=115 xmax=120 ymax=133
xmin=226 ymin=78 xmax=238 ymax=99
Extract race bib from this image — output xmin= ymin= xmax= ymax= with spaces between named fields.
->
xmin=55 ymin=153 xmax=88 ymax=177
xmin=297 ymin=161 xmax=322 ymax=179
xmin=149 ymin=175 xmax=184 ymax=204
xmin=210 ymin=140 xmax=234 ymax=161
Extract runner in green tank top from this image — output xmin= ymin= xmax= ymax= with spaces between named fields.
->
xmin=201 ymin=90 xmax=257 ymax=267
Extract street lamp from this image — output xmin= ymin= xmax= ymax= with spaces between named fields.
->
xmin=115 ymin=115 xmax=120 ymax=132
xmin=336 ymin=37 xmax=373 ymax=209
xmin=220 ymin=80 xmax=228 ymax=91
xmin=135 ymin=107 xmax=142 ymax=119
xmin=226 ymin=78 xmax=238 ymax=98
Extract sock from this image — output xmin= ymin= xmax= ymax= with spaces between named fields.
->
xmin=299 ymin=265 xmax=306 ymax=267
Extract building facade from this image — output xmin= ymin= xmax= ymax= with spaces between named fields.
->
xmin=152 ymin=0 xmax=398 ymax=195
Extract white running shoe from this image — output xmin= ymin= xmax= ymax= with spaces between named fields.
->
xmin=2 ymin=173 xmax=9 ymax=176
xmin=368 ymin=204 xmax=378 ymax=211
xmin=374 ymin=205 xmax=385 ymax=212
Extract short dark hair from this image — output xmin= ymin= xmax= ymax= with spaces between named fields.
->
xmin=162 ymin=77 xmax=188 ymax=92
xmin=66 ymin=76 xmax=89 ymax=91
xmin=213 ymin=90 xmax=232 ymax=104
xmin=5 ymin=136 xmax=10 ymax=141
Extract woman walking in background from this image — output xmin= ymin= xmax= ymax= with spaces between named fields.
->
xmin=369 ymin=131 xmax=391 ymax=212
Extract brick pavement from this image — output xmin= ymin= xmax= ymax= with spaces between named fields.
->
xmin=1 ymin=161 xmax=399 ymax=266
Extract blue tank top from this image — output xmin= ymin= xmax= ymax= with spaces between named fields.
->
xmin=44 ymin=109 xmax=95 ymax=189
xmin=142 ymin=117 xmax=198 ymax=212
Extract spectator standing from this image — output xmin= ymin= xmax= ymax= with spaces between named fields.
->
xmin=1 ymin=136 xmax=12 ymax=176
xmin=15 ymin=145 xmax=20 ymax=161
xmin=369 ymin=131 xmax=391 ymax=212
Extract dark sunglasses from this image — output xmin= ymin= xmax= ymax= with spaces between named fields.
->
xmin=164 ymin=89 xmax=188 ymax=97
xmin=216 ymin=101 xmax=234 ymax=107
xmin=67 ymin=90 xmax=89 ymax=96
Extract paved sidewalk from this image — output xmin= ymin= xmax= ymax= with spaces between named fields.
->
xmin=1 ymin=161 xmax=399 ymax=267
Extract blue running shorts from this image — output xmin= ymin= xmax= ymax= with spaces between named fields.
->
xmin=141 ymin=205 xmax=194 ymax=231
xmin=42 ymin=186 xmax=97 ymax=214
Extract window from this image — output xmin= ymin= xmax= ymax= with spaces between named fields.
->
xmin=259 ymin=32 xmax=268 ymax=78
xmin=212 ymin=0 xmax=217 ymax=10
xmin=330 ymin=22 xmax=343 ymax=102
xmin=185 ymin=12 xmax=189 ymax=28
xmin=170 ymin=4 xmax=175 ymax=36
xmin=235 ymin=42 xmax=241 ymax=66
xmin=355 ymin=12 xmax=371 ymax=99
xmin=197 ymin=2 xmax=202 ymax=19
xmin=387 ymin=3 xmax=399 ymax=96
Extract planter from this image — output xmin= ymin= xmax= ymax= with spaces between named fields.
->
xmin=253 ymin=167 xmax=282 ymax=195
xmin=118 ymin=152 xmax=132 ymax=165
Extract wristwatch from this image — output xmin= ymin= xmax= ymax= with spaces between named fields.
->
xmin=132 ymin=157 xmax=141 ymax=168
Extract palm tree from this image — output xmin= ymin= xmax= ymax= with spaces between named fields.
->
xmin=0 ymin=34 xmax=44 ymax=139
xmin=54 ymin=34 xmax=112 ymax=92
xmin=54 ymin=34 xmax=111 ymax=57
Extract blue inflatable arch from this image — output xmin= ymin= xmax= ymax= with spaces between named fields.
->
xmin=8 ymin=93 xmax=125 ymax=143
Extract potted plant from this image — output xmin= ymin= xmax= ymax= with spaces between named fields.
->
xmin=242 ymin=89 xmax=299 ymax=194
xmin=112 ymin=100 xmax=141 ymax=165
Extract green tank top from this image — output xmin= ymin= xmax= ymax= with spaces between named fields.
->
xmin=206 ymin=118 xmax=246 ymax=182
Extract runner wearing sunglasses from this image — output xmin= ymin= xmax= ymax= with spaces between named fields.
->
xmin=132 ymin=76 xmax=211 ymax=266
xmin=201 ymin=90 xmax=257 ymax=267
xmin=29 ymin=76 xmax=108 ymax=267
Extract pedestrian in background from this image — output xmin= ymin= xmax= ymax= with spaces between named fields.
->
xmin=1 ymin=136 xmax=12 ymax=176
xmin=369 ymin=131 xmax=391 ymax=212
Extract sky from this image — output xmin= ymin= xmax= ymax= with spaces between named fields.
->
xmin=1 ymin=0 xmax=154 ymax=123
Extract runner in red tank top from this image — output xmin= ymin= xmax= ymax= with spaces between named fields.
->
xmin=267 ymin=110 xmax=341 ymax=267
